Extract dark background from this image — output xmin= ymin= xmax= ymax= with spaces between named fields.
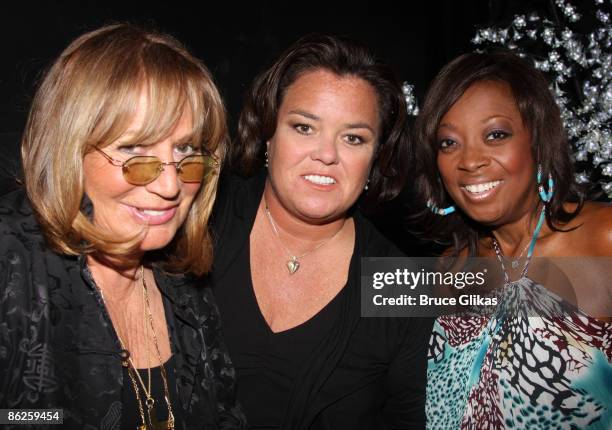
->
xmin=3 ymin=1 xmax=540 ymax=133
xmin=0 ymin=1 xmax=557 ymax=251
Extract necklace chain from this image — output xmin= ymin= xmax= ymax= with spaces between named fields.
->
xmin=263 ymin=199 xmax=344 ymax=275
xmin=506 ymin=240 xmax=531 ymax=269
xmin=141 ymin=269 xmax=174 ymax=428
xmin=492 ymin=238 xmax=530 ymax=284
xmin=491 ymin=205 xmax=546 ymax=285
xmin=99 ymin=265 xmax=174 ymax=429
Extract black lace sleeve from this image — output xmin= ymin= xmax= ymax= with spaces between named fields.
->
xmin=0 ymin=192 xmax=48 ymax=410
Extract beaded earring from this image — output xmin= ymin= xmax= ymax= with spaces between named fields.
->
xmin=427 ymin=199 xmax=456 ymax=216
xmin=536 ymin=164 xmax=554 ymax=203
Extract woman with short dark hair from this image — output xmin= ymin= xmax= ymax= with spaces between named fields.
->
xmin=212 ymin=34 xmax=431 ymax=429
xmin=232 ymin=33 xmax=409 ymax=204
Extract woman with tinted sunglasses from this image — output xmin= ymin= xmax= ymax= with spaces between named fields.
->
xmin=0 ymin=24 xmax=246 ymax=429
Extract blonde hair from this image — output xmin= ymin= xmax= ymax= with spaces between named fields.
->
xmin=21 ymin=23 xmax=227 ymax=275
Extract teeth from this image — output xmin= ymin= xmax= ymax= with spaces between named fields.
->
xmin=140 ymin=209 xmax=167 ymax=216
xmin=304 ymin=174 xmax=336 ymax=185
xmin=463 ymin=180 xmax=501 ymax=194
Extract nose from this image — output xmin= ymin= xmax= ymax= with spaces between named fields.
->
xmin=311 ymin=134 xmax=339 ymax=165
xmin=145 ymin=160 xmax=181 ymax=200
xmin=458 ymin=143 xmax=489 ymax=172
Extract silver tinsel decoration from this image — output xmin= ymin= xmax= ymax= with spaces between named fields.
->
xmin=472 ymin=0 xmax=612 ymax=199
xmin=402 ymin=83 xmax=420 ymax=116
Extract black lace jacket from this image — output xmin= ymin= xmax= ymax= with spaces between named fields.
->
xmin=0 ymin=190 xmax=246 ymax=429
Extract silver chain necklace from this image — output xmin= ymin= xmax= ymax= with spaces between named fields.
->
xmin=492 ymin=238 xmax=533 ymax=285
xmin=506 ymin=240 xmax=530 ymax=269
xmin=491 ymin=205 xmax=546 ymax=284
xmin=263 ymin=201 xmax=344 ymax=275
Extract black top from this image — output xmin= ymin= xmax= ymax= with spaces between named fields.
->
xmin=121 ymin=355 xmax=181 ymax=429
xmin=215 ymin=238 xmax=343 ymax=428
xmin=0 ymin=189 xmax=246 ymax=429
xmin=210 ymin=171 xmax=433 ymax=430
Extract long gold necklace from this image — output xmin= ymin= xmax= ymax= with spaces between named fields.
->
xmin=140 ymin=266 xmax=174 ymax=429
xmin=103 ymin=266 xmax=175 ymax=430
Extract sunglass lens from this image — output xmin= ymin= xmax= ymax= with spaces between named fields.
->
xmin=178 ymin=156 xmax=209 ymax=182
xmin=123 ymin=157 xmax=161 ymax=185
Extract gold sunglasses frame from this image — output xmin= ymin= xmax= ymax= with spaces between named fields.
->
xmin=94 ymin=147 xmax=219 ymax=185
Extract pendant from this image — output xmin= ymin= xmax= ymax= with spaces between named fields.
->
xmin=286 ymin=256 xmax=300 ymax=274
xmin=138 ymin=408 xmax=173 ymax=430
xmin=511 ymin=260 xmax=520 ymax=269
xmin=137 ymin=420 xmax=172 ymax=430
xmin=119 ymin=349 xmax=130 ymax=367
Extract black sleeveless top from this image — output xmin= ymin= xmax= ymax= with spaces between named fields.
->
xmin=214 ymin=242 xmax=343 ymax=428
xmin=121 ymin=355 xmax=181 ymax=429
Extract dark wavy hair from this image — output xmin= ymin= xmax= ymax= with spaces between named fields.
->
xmin=412 ymin=50 xmax=584 ymax=255
xmin=230 ymin=33 xmax=410 ymax=204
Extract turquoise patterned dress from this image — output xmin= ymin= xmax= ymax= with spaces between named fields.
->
xmin=426 ymin=277 xmax=611 ymax=429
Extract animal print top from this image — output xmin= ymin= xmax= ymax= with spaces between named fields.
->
xmin=426 ymin=277 xmax=611 ymax=429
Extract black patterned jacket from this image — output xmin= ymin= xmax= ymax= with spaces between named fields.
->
xmin=0 ymin=190 xmax=246 ymax=429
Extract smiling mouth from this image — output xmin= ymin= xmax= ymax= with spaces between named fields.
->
xmin=138 ymin=208 xmax=171 ymax=216
xmin=303 ymin=174 xmax=336 ymax=185
xmin=128 ymin=205 xmax=178 ymax=225
xmin=461 ymin=180 xmax=502 ymax=194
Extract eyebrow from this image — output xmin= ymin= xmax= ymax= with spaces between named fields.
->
xmin=344 ymin=122 xmax=376 ymax=133
xmin=481 ymin=114 xmax=514 ymax=123
xmin=438 ymin=122 xmax=456 ymax=131
xmin=173 ymin=133 xmax=197 ymax=145
xmin=288 ymin=109 xmax=320 ymax=121
xmin=288 ymin=110 xmax=376 ymax=133
xmin=438 ymin=114 xmax=515 ymax=131
xmin=112 ymin=131 xmax=197 ymax=148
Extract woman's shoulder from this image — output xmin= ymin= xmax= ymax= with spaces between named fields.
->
xmin=211 ymin=170 xmax=265 ymax=232
xmin=214 ymin=169 xmax=266 ymax=206
xmin=0 ymin=190 xmax=51 ymax=317
xmin=557 ymin=202 xmax=612 ymax=256
xmin=0 ymin=188 xmax=44 ymax=252
xmin=0 ymin=187 xmax=34 ymax=220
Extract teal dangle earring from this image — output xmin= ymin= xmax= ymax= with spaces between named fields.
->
xmin=522 ymin=164 xmax=554 ymax=260
xmin=492 ymin=164 xmax=554 ymax=283
xmin=523 ymin=164 xmax=554 ymax=261
xmin=427 ymin=199 xmax=455 ymax=216
xmin=537 ymin=164 xmax=554 ymax=203
xmin=526 ymin=164 xmax=554 ymax=260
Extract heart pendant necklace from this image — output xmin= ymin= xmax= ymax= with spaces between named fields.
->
xmin=286 ymin=256 xmax=300 ymax=274
xmin=264 ymin=199 xmax=344 ymax=275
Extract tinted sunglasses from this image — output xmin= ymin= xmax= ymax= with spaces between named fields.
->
xmin=94 ymin=147 xmax=218 ymax=186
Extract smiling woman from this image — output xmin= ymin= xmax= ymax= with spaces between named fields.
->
xmin=82 ymin=98 xmax=203 ymax=252
xmin=0 ymin=23 xmax=245 ymax=429
xmin=211 ymin=34 xmax=432 ymax=429
xmin=413 ymin=51 xmax=612 ymax=429
xmin=435 ymin=80 xmax=538 ymax=226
